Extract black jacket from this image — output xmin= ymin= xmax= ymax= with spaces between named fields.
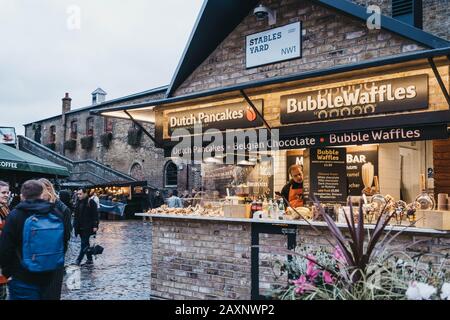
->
xmin=151 ymin=195 xmax=165 ymax=209
xmin=0 ymin=199 xmax=71 ymax=285
xmin=74 ymin=198 xmax=99 ymax=236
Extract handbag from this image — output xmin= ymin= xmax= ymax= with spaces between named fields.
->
xmin=86 ymin=236 xmax=104 ymax=256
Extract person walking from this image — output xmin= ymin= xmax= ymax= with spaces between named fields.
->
xmin=38 ymin=179 xmax=72 ymax=300
xmin=0 ymin=180 xmax=69 ymax=300
xmin=0 ymin=180 xmax=10 ymax=300
xmin=152 ymin=190 xmax=165 ymax=209
xmin=73 ymin=188 xmax=99 ymax=266
xmin=167 ymin=190 xmax=183 ymax=208
xmin=90 ymin=191 xmax=100 ymax=209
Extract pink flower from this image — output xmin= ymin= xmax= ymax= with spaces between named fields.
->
xmin=333 ymin=246 xmax=346 ymax=264
xmin=322 ymin=271 xmax=334 ymax=284
xmin=293 ymin=275 xmax=315 ymax=295
xmin=306 ymin=260 xmax=320 ymax=280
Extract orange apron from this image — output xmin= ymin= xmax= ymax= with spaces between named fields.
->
xmin=288 ymin=184 xmax=304 ymax=208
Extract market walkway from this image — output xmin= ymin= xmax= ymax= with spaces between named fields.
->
xmin=61 ymin=220 xmax=152 ymax=300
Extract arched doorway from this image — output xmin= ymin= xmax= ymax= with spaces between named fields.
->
xmin=164 ymin=161 xmax=178 ymax=188
xmin=130 ymin=162 xmax=145 ymax=181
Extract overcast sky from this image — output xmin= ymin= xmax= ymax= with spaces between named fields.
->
xmin=0 ymin=0 xmax=204 ymax=135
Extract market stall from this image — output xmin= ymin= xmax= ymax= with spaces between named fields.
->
xmin=0 ymin=143 xmax=70 ymax=204
xmin=87 ymin=181 xmax=153 ymax=219
xmin=94 ymin=42 xmax=450 ymax=299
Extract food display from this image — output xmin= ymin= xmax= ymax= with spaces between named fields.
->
xmin=147 ymin=204 xmax=223 ymax=217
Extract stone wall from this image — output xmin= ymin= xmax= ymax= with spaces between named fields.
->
xmin=150 ymin=217 xmax=450 ymax=300
xmin=173 ymin=0 xmax=425 ymax=96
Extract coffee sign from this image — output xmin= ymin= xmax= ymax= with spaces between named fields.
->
xmin=167 ymin=100 xmax=263 ymax=136
xmin=280 ymin=74 xmax=428 ymax=123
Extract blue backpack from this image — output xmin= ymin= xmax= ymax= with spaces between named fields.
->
xmin=22 ymin=210 xmax=65 ymax=272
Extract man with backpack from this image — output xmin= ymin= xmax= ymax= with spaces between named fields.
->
xmin=0 ymin=180 xmax=70 ymax=300
xmin=73 ymin=188 xmax=99 ymax=266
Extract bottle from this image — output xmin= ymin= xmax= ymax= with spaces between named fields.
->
xmin=276 ymin=201 xmax=284 ymax=220
xmin=262 ymin=198 xmax=269 ymax=214
xmin=268 ymin=199 xmax=274 ymax=218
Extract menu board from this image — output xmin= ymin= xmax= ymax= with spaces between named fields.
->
xmin=346 ymin=146 xmax=378 ymax=196
xmin=305 ymin=148 xmax=347 ymax=204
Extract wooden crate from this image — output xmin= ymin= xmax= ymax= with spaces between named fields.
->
xmin=414 ymin=210 xmax=450 ymax=230
xmin=223 ymin=204 xmax=251 ymax=218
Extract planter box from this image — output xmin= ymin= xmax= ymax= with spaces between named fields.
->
xmin=81 ymin=136 xmax=94 ymax=150
xmin=415 ymin=210 xmax=450 ymax=230
xmin=64 ymin=139 xmax=76 ymax=151
xmin=100 ymin=132 xmax=113 ymax=148
xmin=127 ymin=128 xmax=142 ymax=146
xmin=45 ymin=143 xmax=56 ymax=151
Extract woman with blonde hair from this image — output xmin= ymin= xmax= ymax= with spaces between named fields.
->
xmin=37 ymin=178 xmax=72 ymax=300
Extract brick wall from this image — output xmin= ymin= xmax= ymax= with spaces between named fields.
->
xmin=151 ymin=218 xmax=252 ymax=299
xmin=433 ymin=138 xmax=450 ymax=195
xmin=173 ymin=0 xmax=425 ymax=96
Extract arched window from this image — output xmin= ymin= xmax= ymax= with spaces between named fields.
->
xmin=104 ymin=117 xmax=113 ymax=133
xmin=130 ymin=163 xmax=145 ymax=181
xmin=49 ymin=125 xmax=56 ymax=143
xmin=86 ymin=117 xmax=94 ymax=136
xmin=70 ymin=120 xmax=78 ymax=140
xmin=164 ymin=161 xmax=178 ymax=187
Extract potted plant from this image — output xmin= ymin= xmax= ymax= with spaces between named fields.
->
xmin=64 ymin=139 xmax=77 ymax=151
xmin=100 ymin=132 xmax=113 ymax=148
xmin=45 ymin=142 xmax=56 ymax=151
xmin=81 ymin=135 xmax=94 ymax=150
xmin=127 ymin=127 xmax=142 ymax=147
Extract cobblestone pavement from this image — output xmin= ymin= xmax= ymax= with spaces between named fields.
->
xmin=61 ymin=220 xmax=152 ymax=300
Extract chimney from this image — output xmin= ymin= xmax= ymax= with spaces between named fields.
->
xmin=91 ymin=88 xmax=107 ymax=105
xmin=62 ymin=92 xmax=71 ymax=114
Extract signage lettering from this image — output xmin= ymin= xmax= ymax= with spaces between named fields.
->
xmin=246 ymin=22 xmax=301 ymax=68
xmin=0 ymin=161 xmax=18 ymax=169
xmin=166 ymin=100 xmax=263 ymax=136
xmin=280 ymin=74 xmax=428 ymax=123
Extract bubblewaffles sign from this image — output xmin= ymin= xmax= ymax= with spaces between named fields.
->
xmin=167 ymin=100 xmax=264 ymax=136
xmin=280 ymin=74 xmax=428 ymax=123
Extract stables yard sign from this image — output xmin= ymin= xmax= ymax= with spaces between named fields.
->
xmin=166 ymin=100 xmax=263 ymax=136
xmin=246 ymin=22 xmax=301 ymax=68
xmin=280 ymin=74 xmax=428 ymax=123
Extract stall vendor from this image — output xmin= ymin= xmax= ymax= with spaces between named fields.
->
xmin=281 ymin=164 xmax=304 ymax=208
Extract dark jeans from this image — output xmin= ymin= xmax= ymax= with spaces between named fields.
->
xmin=8 ymin=278 xmax=42 ymax=300
xmin=76 ymin=232 xmax=93 ymax=264
xmin=0 ymin=283 xmax=7 ymax=300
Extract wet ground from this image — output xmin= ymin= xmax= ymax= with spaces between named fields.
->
xmin=61 ymin=220 xmax=152 ymax=300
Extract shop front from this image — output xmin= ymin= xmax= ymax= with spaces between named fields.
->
xmin=93 ymin=48 xmax=450 ymax=299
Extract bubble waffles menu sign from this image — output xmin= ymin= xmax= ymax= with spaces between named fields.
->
xmin=166 ymin=100 xmax=264 ymax=136
xmin=304 ymin=148 xmax=347 ymax=204
xmin=280 ymin=74 xmax=428 ymax=123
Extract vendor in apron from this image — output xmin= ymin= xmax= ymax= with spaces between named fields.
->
xmin=281 ymin=164 xmax=304 ymax=208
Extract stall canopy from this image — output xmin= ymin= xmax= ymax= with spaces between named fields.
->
xmin=0 ymin=143 xmax=69 ymax=177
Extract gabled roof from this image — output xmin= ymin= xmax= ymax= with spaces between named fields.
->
xmin=166 ymin=0 xmax=450 ymax=97
xmin=92 ymin=88 xmax=107 ymax=95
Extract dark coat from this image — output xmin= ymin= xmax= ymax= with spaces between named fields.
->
xmin=0 ymin=199 xmax=71 ymax=285
xmin=151 ymin=195 xmax=165 ymax=209
xmin=73 ymin=198 xmax=99 ymax=237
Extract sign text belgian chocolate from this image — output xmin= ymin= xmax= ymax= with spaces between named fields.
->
xmin=280 ymin=74 xmax=428 ymax=123
xmin=167 ymin=100 xmax=264 ymax=136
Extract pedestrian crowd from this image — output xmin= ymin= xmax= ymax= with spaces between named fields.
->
xmin=0 ymin=179 xmax=100 ymax=300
